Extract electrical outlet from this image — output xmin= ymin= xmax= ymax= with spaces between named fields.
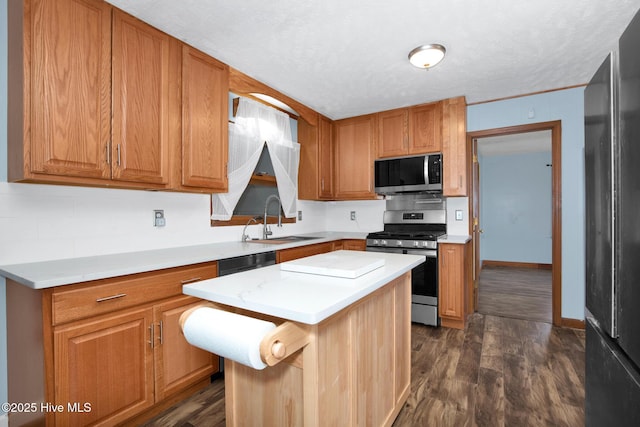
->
xmin=350 ymin=211 xmax=356 ymax=221
xmin=455 ymin=210 xmax=463 ymax=221
xmin=298 ymin=210 xmax=302 ymax=221
xmin=154 ymin=210 xmax=166 ymax=227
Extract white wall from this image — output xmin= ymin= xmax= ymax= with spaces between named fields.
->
xmin=1 ymin=184 xmax=382 ymax=265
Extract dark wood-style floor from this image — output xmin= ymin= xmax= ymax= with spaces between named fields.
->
xmin=145 ymin=314 xmax=585 ymax=426
xmin=477 ymin=266 xmax=553 ymax=323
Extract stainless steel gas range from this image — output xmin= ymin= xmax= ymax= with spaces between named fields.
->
xmin=366 ymin=195 xmax=446 ymax=327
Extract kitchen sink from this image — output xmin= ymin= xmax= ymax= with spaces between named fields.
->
xmin=247 ymin=236 xmax=323 ymax=244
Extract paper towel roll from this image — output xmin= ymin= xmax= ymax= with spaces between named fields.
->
xmin=181 ymin=307 xmax=276 ymax=370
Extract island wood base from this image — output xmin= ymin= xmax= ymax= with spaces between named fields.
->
xmin=224 ymin=272 xmax=412 ymax=426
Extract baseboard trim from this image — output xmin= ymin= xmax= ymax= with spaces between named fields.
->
xmin=481 ymin=260 xmax=552 ymax=270
xmin=561 ymin=318 xmax=585 ymax=329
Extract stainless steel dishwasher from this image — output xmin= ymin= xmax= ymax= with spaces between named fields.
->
xmin=217 ymin=251 xmax=277 ymax=276
xmin=215 ymin=250 xmax=277 ymax=375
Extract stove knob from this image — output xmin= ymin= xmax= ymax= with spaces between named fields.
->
xmin=413 ymin=241 xmax=420 ymax=247
xmin=381 ymin=240 xmax=387 ymax=246
xmin=396 ymin=240 xmax=403 ymax=246
xmin=373 ymin=239 xmax=379 ymax=245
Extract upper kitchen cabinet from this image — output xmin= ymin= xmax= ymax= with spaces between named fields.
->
xmin=9 ymin=0 xmax=112 ymax=182
xmin=111 ymin=10 xmax=174 ymax=186
xmin=318 ymin=116 xmax=334 ymax=199
xmin=376 ymin=102 xmax=442 ymax=158
xmin=441 ymin=96 xmax=468 ymax=196
xmin=176 ymin=45 xmax=229 ymax=192
xmin=298 ymin=114 xmax=334 ymax=200
xmin=334 ymin=114 xmax=377 ymax=200
xmin=409 ymin=102 xmax=443 ymax=154
xmin=377 ymin=108 xmax=408 ymax=158
xmin=8 ymin=0 xmax=176 ymax=189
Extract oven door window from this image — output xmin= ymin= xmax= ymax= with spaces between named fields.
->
xmin=410 ymin=254 xmax=437 ymax=299
xmin=365 ymin=247 xmax=438 ymax=299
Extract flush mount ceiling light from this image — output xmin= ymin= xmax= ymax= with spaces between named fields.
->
xmin=408 ymin=44 xmax=446 ymax=69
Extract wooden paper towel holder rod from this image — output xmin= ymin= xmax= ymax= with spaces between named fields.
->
xmin=259 ymin=321 xmax=309 ymax=367
xmin=179 ymin=303 xmax=310 ymax=368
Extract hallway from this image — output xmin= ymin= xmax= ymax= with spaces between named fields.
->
xmin=477 ymin=265 xmax=552 ymax=323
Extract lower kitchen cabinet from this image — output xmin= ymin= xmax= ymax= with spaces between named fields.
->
xmin=277 ymin=242 xmax=334 ymax=263
xmin=276 ymin=239 xmax=365 ymax=263
xmin=54 ymin=307 xmax=155 ymax=426
xmin=153 ymin=297 xmax=219 ymax=401
xmin=54 ymin=296 xmax=217 ymax=426
xmin=333 ymin=239 xmax=367 ymax=251
xmin=7 ymin=262 xmax=218 ymax=427
xmin=438 ymin=241 xmax=471 ymax=329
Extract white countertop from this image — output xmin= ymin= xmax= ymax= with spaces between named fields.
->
xmin=0 ymin=232 xmax=367 ymax=289
xmin=182 ymin=250 xmax=425 ymax=325
xmin=438 ymin=234 xmax=472 ymax=244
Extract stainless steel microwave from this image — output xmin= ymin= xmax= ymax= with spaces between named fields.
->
xmin=374 ymin=153 xmax=442 ymax=194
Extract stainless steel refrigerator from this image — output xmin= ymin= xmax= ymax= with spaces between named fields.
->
xmin=584 ymin=7 xmax=640 ymax=426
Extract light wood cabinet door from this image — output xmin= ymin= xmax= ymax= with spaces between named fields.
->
xmin=442 ymin=96 xmax=468 ymax=196
xmin=377 ymin=109 xmax=408 ymax=158
xmin=298 ymin=114 xmax=333 ymax=200
xmin=318 ymin=116 xmax=334 ymax=199
xmin=334 ymin=115 xmax=376 ymax=200
xmin=53 ymin=307 xmax=154 ymax=427
xmin=408 ymin=102 xmax=442 ymax=154
xmin=181 ymin=45 xmax=229 ymax=191
xmin=276 ymin=242 xmax=334 ymax=263
xmin=111 ymin=10 xmax=172 ymax=185
xmin=438 ymin=242 xmax=468 ymax=329
xmin=153 ymin=296 xmax=218 ymax=401
xmin=29 ymin=0 xmax=112 ymax=180
xmin=342 ymin=239 xmax=366 ymax=251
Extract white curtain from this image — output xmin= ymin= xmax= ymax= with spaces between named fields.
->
xmin=211 ymin=98 xmax=300 ymax=220
xmin=268 ymin=139 xmax=300 ymax=218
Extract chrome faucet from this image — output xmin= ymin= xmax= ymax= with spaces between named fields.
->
xmin=263 ymin=194 xmax=282 ymax=239
xmin=241 ymin=216 xmax=259 ymax=242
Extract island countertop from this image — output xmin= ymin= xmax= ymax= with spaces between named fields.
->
xmin=182 ymin=250 xmax=425 ymax=325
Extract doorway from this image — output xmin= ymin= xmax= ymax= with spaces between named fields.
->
xmin=467 ymin=121 xmax=562 ymax=326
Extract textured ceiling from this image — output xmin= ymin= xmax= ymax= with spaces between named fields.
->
xmin=106 ymin=0 xmax=640 ymax=120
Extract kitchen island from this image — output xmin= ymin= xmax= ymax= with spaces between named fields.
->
xmin=182 ymin=250 xmax=425 ymax=426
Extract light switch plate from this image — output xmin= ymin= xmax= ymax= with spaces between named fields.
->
xmin=455 ymin=210 xmax=463 ymax=221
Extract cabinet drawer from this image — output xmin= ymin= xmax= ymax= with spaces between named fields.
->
xmin=52 ymin=262 xmax=217 ymax=325
xmin=277 ymin=242 xmax=333 ymax=263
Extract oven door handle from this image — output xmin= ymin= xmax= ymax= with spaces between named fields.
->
xmin=367 ymin=247 xmax=437 ymax=258
xmin=366 ymin=247 xmax=403 ymax=254
xmin=405 ymin=249 xmax=437 ymax=258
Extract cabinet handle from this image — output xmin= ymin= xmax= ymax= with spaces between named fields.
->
xmin=149 ymin=324 xmax=155 ymax=349
xmin=106 ymin=143 xmax=111 ymax=165
xmin=459 ymin=175 xmax=463 ymax=188
xmin=158 ymin=321 xmax=163 ymax=345
xmin=180 ymin=277 xmax=202 ymax=285
xmin=95 ymin=293 xmax=127 ymax=303
xmin=116 ymin=144 xmax=121 ymax=166
xmin=321 ymin=178 xmax=325 ymax=191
